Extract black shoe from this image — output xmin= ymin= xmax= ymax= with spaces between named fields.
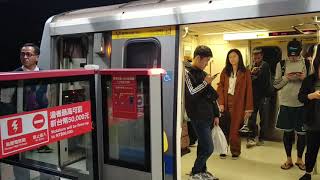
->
xmin=181 ymin=147 xmax=191 ymax=156
xmin=219 ymin=154 xmax=227 ymax=159
xmin=232 ymin=154 xmax=239 ymax=160
xmin=299 ymin=173 xmax=311 ymax=180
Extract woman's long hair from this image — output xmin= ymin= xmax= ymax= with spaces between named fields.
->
xmin=225 ymin=49 xmax=246 ymax=77
xmin=313 ymin=45 xmax=320 ymax=80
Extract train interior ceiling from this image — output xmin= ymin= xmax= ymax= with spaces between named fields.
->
xmin=179 ymin=13 xmax=320 ymax=180
xmin=180 ymin=13 xmax=320 ymax=89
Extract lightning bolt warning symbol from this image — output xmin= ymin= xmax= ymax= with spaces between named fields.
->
xmin=12 ymin=120 xmax=18 ymax=133
xmin=7 ymin=118 xmax=22 ymax=136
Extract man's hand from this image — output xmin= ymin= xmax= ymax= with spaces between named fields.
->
xmin=219 ymin=105 xmax=225 ymax=112
xmin=204 ymin=75 xmax=214 ymax=84
xmin=309 ymin=90 xmax=320 ymax=100
xmin=213 ymin=117 xmax=219 ymax=126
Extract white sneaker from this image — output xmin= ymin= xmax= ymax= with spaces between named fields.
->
xmin=190 ymin=141 xmax=198 ymax=147
xmin=246 ymin=139 xmax=256 ymax=148
xmin=201 ymin=171 xmax=219 ymax=180
xmin=189 ymin=173 xmax=204 ymax=180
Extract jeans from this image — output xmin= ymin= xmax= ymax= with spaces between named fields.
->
xmin=248 ymin=97 xmax=269 ymax=140
xmin=190 ymin=118 xmax=213 ymax=174
xmin=188 ymin=121 xmax=198 ymax=145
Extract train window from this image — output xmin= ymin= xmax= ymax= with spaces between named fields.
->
xmin=255 ymin=46 xmax=282 ymax=76
xmin=102 ymin=76 xmax=151 ymax=172
xmin=123 ymin=38 xmax=161 ymax=68
xmin=58 ymin=37 xmax=89 ymax=69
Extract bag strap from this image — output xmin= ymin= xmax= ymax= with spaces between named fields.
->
xmin=304 ymin=59 xmax=310 ymax=76
xmin=280 ymin=60 xmax=286 ymax=76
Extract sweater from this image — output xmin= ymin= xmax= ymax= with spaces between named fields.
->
xmin=274 ymin=58 xmax=306 ymax=107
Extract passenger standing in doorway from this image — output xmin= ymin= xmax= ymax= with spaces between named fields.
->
xmin=184 ymin=56 xmax=198 ymax=147
xmin=217 ymin=49 xmax=253 ymax=159
xmin=246 ymin=47 xmax=272 ymax=148
xmin=185 ymin=45 xmax=220 ymax=180
xmin=274 ymin=39 xmax=306 ymax=171
xmin=298 ymin=48 xmax=320 ymax=180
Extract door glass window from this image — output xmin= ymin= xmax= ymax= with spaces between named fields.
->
xmin=102 ymin=76 xmax=151 ymax=172
xmin=124 ymin=38 xmax=161 ymax=68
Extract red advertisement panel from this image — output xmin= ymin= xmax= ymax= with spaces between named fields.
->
xmin=0 ymin=101 xmax=92 ymax=159
xmin=112 ymin=76 xmax=138 ymax=119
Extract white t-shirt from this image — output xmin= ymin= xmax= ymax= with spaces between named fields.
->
xmin=228 ymin=72 xmax=237 ymax=95
xmin=22 ymin=66 xmax=40 ymax=71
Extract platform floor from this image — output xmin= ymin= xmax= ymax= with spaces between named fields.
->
xmin=181 ymin=139 xmax=320 ymax=180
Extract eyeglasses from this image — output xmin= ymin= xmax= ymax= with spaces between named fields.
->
xmin=20 ymin=52 xmax=36 ymax=57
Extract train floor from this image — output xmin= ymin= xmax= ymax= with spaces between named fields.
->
xmin=181 ymin=139 xmax=320 ymax=180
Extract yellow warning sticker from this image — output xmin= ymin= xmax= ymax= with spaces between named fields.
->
xmin=163 ymin=131 xmax=168 ymax=153
xmin=112 ymin=26 xmax=176 ymax=39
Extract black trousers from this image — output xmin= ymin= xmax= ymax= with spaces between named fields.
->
xmin=247 ymin=97 xmax=269 ymax=140
xmin=305 ymin=131 xmax=320 ymax=173
xmin=219 ymin=111 xmax=231 ymax=144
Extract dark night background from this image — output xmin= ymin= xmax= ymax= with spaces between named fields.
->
xmin=0 ymin=0 xmax=136 ymax=72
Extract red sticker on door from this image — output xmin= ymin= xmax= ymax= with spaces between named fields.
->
xmin=0 ymin=101 xmax=92 ymax=159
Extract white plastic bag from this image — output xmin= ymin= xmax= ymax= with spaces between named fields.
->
xmin=212 ymin=126 xmax=228 ymax=154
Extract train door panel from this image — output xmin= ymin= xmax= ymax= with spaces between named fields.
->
xmin=110 ymin=26 xmax=178 ymax=180
xmin=53 ymin=36 xmax=95 ymax=176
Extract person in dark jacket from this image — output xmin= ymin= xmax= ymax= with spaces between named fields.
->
xmin=185 ymin=45 xmax=219 ymax=180
xmin=184 ymin=57 xmax=198 ymax=147
xmin=247 ymin=47 xmax=272 ymax=148
xmin=298 ymin=47 xmax=320 ymax=180
xmin=16 ymin=43 xmax=50 ymax=152
xmin=6 ymin=43 xmax=51 ymax=180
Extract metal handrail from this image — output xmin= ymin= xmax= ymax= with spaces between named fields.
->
xmin=0 ymin=156 xmax=78 ymax=180
xmin=0 ymin=69 xmax=95 ymax=81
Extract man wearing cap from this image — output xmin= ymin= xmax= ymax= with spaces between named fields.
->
xmin=274 ymin=39 xmax=306 ymax=171
xmin=246 ymin=47 xmax=271 ymax=148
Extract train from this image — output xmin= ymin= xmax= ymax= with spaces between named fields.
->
xmin=37 ymin=0 xmax=320 ymax=179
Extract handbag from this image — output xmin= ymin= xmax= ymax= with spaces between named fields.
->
xmin=212 ymin=126 xmax=228 ymax=154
